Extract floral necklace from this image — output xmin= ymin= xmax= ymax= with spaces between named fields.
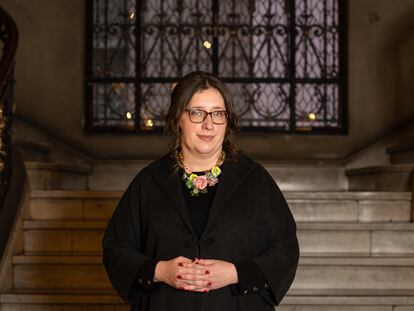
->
xmin=179 ymin=151 xmax=225 ymax=197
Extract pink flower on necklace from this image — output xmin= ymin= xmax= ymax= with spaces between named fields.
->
xmin=193 ymin=176 xmax=208 ymax=190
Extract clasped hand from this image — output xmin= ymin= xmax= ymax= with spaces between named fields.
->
xmin=154 ymin=256 xmax=238 ymax=292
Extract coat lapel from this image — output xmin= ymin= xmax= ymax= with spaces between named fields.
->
xmin=146 ymin=155 xmax=197 ymax=238
xmin=146 ymin=153 xmax=257 ymax=240
xmin=201 ymin=153 xmax=256 ymax=238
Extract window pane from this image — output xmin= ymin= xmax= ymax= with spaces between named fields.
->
xmin=91 ymin=82 xmax=136 ymax=127
xmin=139 ymin=83 xmax=171 ymax=129
xmin=141 ymin=0 xmax=213 ymax=78
xmin=92 ymin=0 xmax=136 ymax=78
xmin=218 ymin=0 xmax=289 ymax=79
xmin=295 ymin=83 xmax=340 ymax=129
xmin=295 ymin=0 xmax=340 ymax=79
xmin=228 ymin=83 xmax=291 ymax=130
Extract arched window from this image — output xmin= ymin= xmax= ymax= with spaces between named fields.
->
xmin=86 ymin=0 xmax=347 ymax=133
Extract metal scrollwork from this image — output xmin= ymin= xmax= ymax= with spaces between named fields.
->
xmin=86 ymin=0 xmax=346 ymax=133
xmin=0 ymin=71 xmax=14 ymax=203
xmin=0 ymin=4 xmax=18 ymax=206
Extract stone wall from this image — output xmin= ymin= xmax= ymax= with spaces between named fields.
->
xmin=3 ymin=0 xmax=414 ymax=159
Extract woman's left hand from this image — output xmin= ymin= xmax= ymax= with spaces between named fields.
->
xmin=193 ymin=259 xmax=238 ymax=291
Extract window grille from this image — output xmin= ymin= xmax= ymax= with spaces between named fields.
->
xmin=86 ymin=0 xmax=347 ymax=133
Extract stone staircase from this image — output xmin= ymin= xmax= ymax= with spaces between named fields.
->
xmin=346 ymin=122 xmax=414 ymax=192
xmin=0 ymin=188 xmax=413 ymax=310
xmin=0 ymin=120 xmax=413 ymax=310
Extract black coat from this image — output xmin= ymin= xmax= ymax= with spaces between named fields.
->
xmin=102 ymin=153 xmax=299 ymax=311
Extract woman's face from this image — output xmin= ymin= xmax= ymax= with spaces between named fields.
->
xmin=179 ymin=88 xmax=227 ymax=158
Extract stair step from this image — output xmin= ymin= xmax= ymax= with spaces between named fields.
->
xmin=30 ymin=190 xmax=120 ymax=221
xmin=292 ymin=264 xmax=414 ymax=290
xmin=25 ymin=162 xmax=92 ymax=174
xmin=19 ymin=251 xmax=414 ymax=258
xmin=1 ymin=289 xmax=413 ymax=308
xmin=30 ymin=197 xmax=119 ymax=220
xmin=13 ymin=254 xmax=414 ymax=266
xmin=256 ymin=162 xmax=348 ymax=192
xmin=22 ymin=251 xmax=101 ymax=256
xmin=298 ymin=222 xmax=414 ymax=230
xmin=0 ymin=292 xmax=413 ymax=311
xmin=299 ymin=256 xmax=414 ymax=266
xmin=13 ymin=255 xmax=102 ymax=264
xmin=0 ymin=289 xmax=121 ymax=304
xmin=347 ymin=165 xmax=413 ymax=191
xmin=286 ymin=192 xmax=412 ymax=200
xmin=22 ymin=221 xmax=414 ymax=255
xmin=23 ymin=221 xmax=104 ymax=253
xmin=287 ymin=191 xmax=412 ymax=222
xmin=23 ymin=231 xmax=103 ymax=253
xmin=12 ymin=255 xmax=414 ymax=291
xmin=301 ymin=252 xmax=414 ymax=257
xmin=23 ymin=220 xmax=106 ymax=229
xmin=30 ymin=190 xmax=121 ymax=199
xmin=24 ymin=162 xmax=92 ymax=190
xmin=288 ymin=288 xmax=414 ymax=296
xmin=28 ymin=191 xmax=412 ymax=222
xmin=13 ymin=264 xmax=110 ymax=289
xmin=89 ymin=161 xmax=348 ymax=191
xmin=299 ymin=222 xmax=414 ymax=255
xmin=89 ymin=160 xmax=148 ymax=191
xmin=25 ymin=220 xmax=414 ymax=231
xmin=282 ymin=289 xmax=414 ymax=310
xmin=30 ymin=190 xmax=411 ymax=200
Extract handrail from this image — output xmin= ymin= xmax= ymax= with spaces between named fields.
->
xmin=0 ymin=150 xmax=25 ymax=265
xmin=0 ymin=6 xmax=21 ymax=262
xmin=0 ymin=6 xmax=18 ymax=88
xmin=0 ymin=6 xmax=18 ymax=209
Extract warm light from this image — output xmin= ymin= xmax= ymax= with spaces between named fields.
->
xmin=129 ymin=12 xmax=135 ymax=20
xmin=145 ymin=119 xmax=154 ymax=127
xmin=203 ymin=40 xmax=212 ymax=49
xmin=126 ymin=112 xmax=132 ymax=119
xmin=308 ymin=113 xmax=316 ymax=121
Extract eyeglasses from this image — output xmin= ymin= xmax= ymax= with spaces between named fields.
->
xmin=185 ymin=109 xmax=228 ymax=125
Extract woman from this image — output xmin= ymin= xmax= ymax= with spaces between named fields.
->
xmin=102 ymin=71 xmax=299 ymax=311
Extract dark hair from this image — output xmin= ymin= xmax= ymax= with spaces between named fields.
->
xmin=165 ymin=71 xmax=239 ymax=166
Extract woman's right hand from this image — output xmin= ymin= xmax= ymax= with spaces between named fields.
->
xmin=154 ymin=256 xmax=211 ymax=292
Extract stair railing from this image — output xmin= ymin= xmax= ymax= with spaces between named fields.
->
xmin=0 ymin=6 xmax=18 ymax=210
xmin=0 ymin=6 xmax=24 ymax=264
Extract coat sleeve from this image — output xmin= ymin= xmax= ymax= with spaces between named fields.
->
xmin=249 ymin=165 xmax=300 ymax=306
xmin=233 ymin=260 xmax=267 ymax=293
xmin=102 ymin=173 xmax=155 ymax=304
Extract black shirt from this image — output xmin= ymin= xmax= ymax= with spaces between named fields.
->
xmin=180 ymin=168 xmax=218 ymax=239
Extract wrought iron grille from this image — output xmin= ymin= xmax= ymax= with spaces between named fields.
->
xmin=86 ymin=0 xmax=347 ymax=133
